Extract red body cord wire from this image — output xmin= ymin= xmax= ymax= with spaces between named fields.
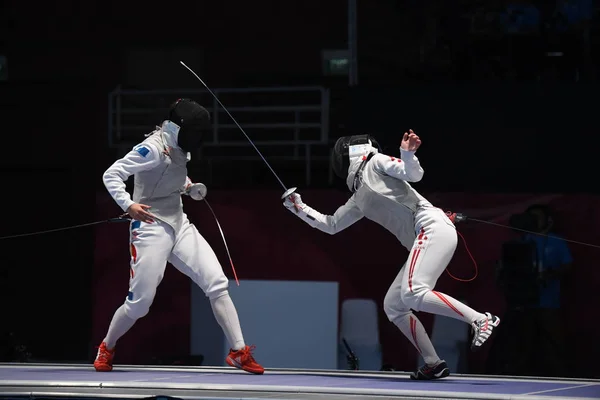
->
xmin=445 ymin=230 xmax=478 ymax=282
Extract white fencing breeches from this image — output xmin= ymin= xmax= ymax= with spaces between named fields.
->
xmin=125 ymin=218 xmax=229 ymax=320
xmin=383 ymin=206 xmax=485 ymax=365
xmin=103 ymin=217 xmax=245 ymax=351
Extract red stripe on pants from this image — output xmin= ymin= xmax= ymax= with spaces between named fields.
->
xmin=410 ymin=315 xmax=422 ymax=354
xmin=432 ymin=291 xmax=464 ymax=317
xmin=408 ymin=248 xmax=421 ymax=292
xmin=130 ymin=243 xmax=137 ymax=263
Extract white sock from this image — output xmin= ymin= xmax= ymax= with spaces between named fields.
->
xmin=392 ymin=313 xmax=441 ymax=366
xmin=104 ymin=305 xmax=136 ymax=349
xmin=420 ymin=291 xmax=486 ymax=324
xmin=210 ymin=292 xmax=245 ymax=351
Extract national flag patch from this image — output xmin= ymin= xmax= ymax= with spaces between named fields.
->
xmin=135 ymin=146 xmax=150 ymax=157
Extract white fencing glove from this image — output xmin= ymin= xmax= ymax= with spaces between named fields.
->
xmin=283 ymin=190 xmax=340 ymax=233
xmin=188 ymin=183 xmax=208 ymax=201
xmin=282 ymin=191 xmax=326 ymax=229
xmin=283 ymin=192 xmax=305 ymax=214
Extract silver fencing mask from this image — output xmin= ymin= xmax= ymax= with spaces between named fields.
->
xmin=168 ymin=98 xmax=211 ymax=152
xmin=331 ymin=134 xmax=380 ymax=180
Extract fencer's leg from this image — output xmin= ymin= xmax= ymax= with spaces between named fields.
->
xmin=209 ymin=293 xmax=246 ymax=350
xmin=383 ymin=264 xmax=441 ymax=366
xmin=167 ymin=220 xmax=243 ymax=349
xmin=103 ymin=305 xmax=135 ymax=349
xmin=95 ymin=220 xmax=174 ymax=372
xmin=168 ymin=220 xmax=264 ymax=374
xmin=400 ymin=213 xmax=486 ymax=325
xmin=400 ymin=208 xmax=500 ymax=351
xmin=113 ymin=220 xmax=174 ymax=336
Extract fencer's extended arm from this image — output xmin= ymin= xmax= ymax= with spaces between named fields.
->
xmin=284 ymin=193 xmax=364 ymax=235
xmin=102 ymin=144 xmax=161 ymax=212
xmin=373 ymin=149 xmax=424 ymax=182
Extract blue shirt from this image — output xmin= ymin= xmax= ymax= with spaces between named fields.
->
xmin=523 ymin=233 xmax=572 ymax=309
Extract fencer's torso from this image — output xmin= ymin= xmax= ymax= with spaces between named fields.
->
xmin=349 ymin=154 xmax=432 ymax=249
xmin=133 ymin=132 xmax=188 ymax=232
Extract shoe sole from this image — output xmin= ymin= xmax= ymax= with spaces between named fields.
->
xmin=471 ymin=317 xmax=501 ymax=352
xmin=226 ymin=357 xmax=264 ymax=375
xmin=410 ymin=367 xmax=450 ymax=380
xmin=94 ymin=364 xmax=113 ymax=372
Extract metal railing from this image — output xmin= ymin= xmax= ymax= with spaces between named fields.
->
xmin=107 ymin=86 xmax=331 ymax=185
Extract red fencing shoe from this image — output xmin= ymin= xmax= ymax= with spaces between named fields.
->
xmin=94 ymin=342 xmax=115 ymax=372
xmin=226 ymin=345 xmax=265 ymax=374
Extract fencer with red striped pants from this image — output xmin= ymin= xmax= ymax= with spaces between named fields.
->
xmin=382 ymin=205 xmax=485 ymax=366
xmin=284 ymin=147 xmax=496 ymax=367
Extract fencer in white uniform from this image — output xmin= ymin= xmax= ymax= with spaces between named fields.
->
xmin=283 ymin=130 xmax=500 ymax=380
xmin=95 ymin=98 xmax=264 ymax=375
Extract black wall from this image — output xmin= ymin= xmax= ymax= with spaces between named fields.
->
xmin=346 ymin=83 xmax=598 ymax=193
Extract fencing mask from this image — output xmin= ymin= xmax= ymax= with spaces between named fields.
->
xmin=331 ymin=134 xmax=380 ymax=180
xmin=167 ymin=98 xmax=211 ymax=152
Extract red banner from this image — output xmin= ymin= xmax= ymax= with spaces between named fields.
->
xmin=92 ymin=190 xmax=600 ymax=375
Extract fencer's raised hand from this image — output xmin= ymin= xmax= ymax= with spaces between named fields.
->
xmin=283 ymin=192 xmax=304 ymax=214
xmin=188 ymin=183 xmax=207 ymax=201
xmin=127 ymin=203 xmax=155 ymax=223
xmin=401 ymin=129 xmax=421 ymax=152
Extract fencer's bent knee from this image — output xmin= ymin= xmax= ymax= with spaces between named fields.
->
xmin=209 ymin=288 xmax=229 ymax=302
xmin=124 ymin=297 xmax=153 ymax=320
xmin=204 ymin=276 xmax=229 ymax=300
xmin=400 ymin=286 xmax=427 ymax=312
xmin=383 ymin=289 xmax=397 ymax=319
xmin=383 ymin=288 xmax=411 ymax=322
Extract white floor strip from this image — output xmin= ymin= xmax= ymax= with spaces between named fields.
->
xmin=523 ymin=382 xmax=599 ymax=396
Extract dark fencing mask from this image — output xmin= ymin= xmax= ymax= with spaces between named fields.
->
xmin=331 ymin=134 xmax=380 ymax=179
xmin=168 ymin=98 xmax=211 ymax=152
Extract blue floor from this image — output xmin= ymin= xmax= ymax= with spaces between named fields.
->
xmin=1 ymin=363 xmax=598 ymax=400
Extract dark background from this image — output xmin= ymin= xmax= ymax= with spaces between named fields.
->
xmin=1 ymin=0 xmax=598 ymax=377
